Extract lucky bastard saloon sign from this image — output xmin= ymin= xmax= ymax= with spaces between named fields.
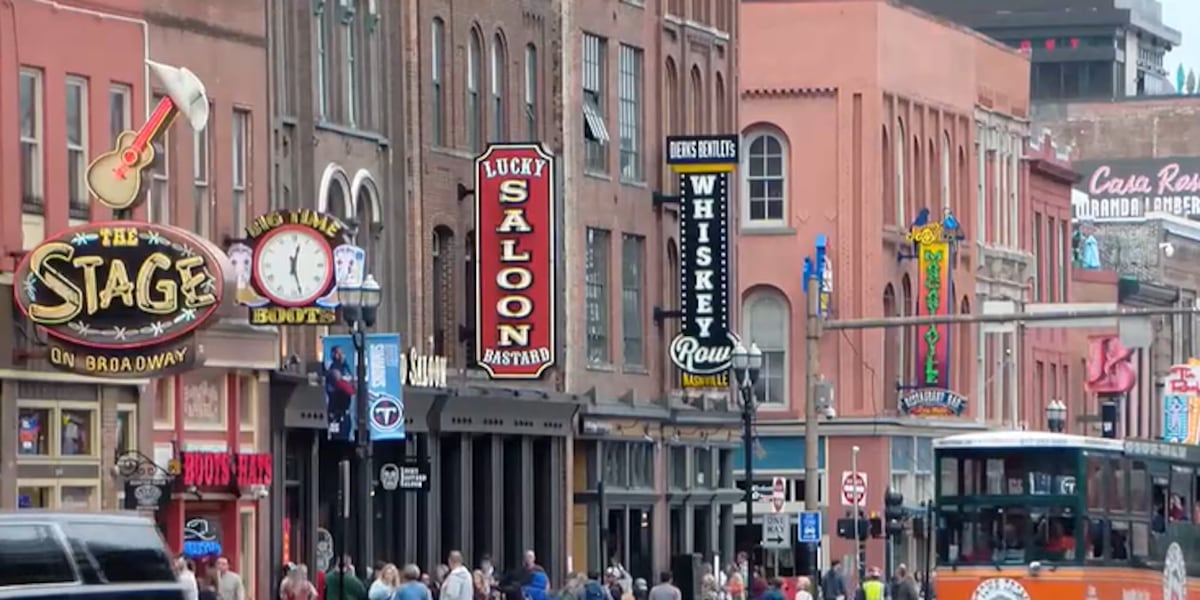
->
xmin=474 ymin=143 xmax=558 ymax=379
xmin=666 ymin=135 xmax=739 ymax=389
xmin=13 ymin=222 xmax=230 ymax=378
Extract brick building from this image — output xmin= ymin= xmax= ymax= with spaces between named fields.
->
xmin=736 ymin=0 xmax=1028 ymax=576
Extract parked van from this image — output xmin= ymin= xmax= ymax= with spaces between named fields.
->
xmin=0 ymin=511 xmax=185 ymax=599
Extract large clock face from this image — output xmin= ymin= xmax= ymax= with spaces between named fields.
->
xmin=252 ymin=226 xmax=334 ymax=306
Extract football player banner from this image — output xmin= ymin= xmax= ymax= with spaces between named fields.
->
xmin=321 ymin=333 xmax=405 ymax=442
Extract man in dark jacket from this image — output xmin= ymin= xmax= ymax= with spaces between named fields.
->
xmin=326 ymin=555 xmax=368 ymax=600
xmin=890 ymin=565 xmax=919 ymax=600
xmin=822 ymin=560 xmax=847 ymax=600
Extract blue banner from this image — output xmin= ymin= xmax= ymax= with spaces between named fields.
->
xmin=322 ymin=333 xmax=405 ymax=441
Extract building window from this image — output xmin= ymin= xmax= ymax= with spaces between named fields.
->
xmin=19 ymin=67 xmax=44 ymax=213
xmin=193 ymin=111 xmax=211 ymax=237
xmin=743 ymin=288 xmax=789 ymax=404
xmin=150 ymin=94 xmax=171 ymax=224
xmin=896 ymin=118 xmax=907 ymax=224
xmin=1058 ymin=219 xmax=1069 ymax=302
xmin=689 ymin=66 xmax=704 ymax=134
xmin=582 ymin=33 xmax=610 ymax=174
xmin=467 ymin=30 xmax=483 ymax=152
xmin=344 ymin=8 xmax=358 ymax=127
xmin=1048 ymin=216 xmax=1057 ymax=301
xmin=464 ymin=231 xmax=477 ymax=366
xmin=975 ymin=123 xmax=985 ymax=244
xmin=61 ymin=486 xmax=96 ymax=511
xmin=940 ymin=132 xmax=951 ymax=211
xmin=18 ymin=403 xmax=98 ymax=459
xmin=431 ymin=18 xmax=446 ymax=146
xmin=232 ymin=109 xmax=251 ymax=235
xmin=66 ymin=76 xmax=89 ymax=219
xmin=116 ymin=406 xmax=137 ymax=457
xmin=109 ymin=84 xmax=131 ymax=146
xmin=715 ymin=73 xmax=727 ymax=134
xmin=1033 ymin=212 xmax=1043 ymax=301
xmin=490 ymin=33 xmax=507 ymax=142
xmin=17 ymin=407 xmax=51 ymax=456
xmin=743 ymin=129 xmax=787 ymax=227
xmin=618 ymin=44 xmax=643 ymax=182
xmin=315 ymin=2 xmax=330 ymax=118
xmin=524 ymin=44 xmax=538 ymax=140
xmin=621 ymin=234 xmax=645 ymax=367
xmin=586 ymin=228 xmax=612 ymax=365
xmin=432 ymin=227 xmax=454 ymax=357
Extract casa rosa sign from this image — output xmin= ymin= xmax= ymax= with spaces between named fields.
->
xmin=1073 ymin=158 xmax=1200 ymax=220
xmin=474 ymin=143 xmax=557 ymax=379
xmin=13 ymin=221 xmax=229 ymax=378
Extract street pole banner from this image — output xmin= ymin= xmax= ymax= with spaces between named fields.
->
xmin=321 ymin=332 xmax=406 ymax=441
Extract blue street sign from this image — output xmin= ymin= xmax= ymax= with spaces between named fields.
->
xmin=798 ymin=511 xmax=821 ymax=544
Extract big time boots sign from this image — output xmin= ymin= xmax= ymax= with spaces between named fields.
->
xmin=666 ymin=136 xmax=738 ymax=388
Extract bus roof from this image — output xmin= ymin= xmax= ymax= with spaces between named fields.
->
xmin=933 ymin=430 xmax=1126 ymax=452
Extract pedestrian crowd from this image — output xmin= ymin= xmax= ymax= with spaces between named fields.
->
xmin=173 ymin=555 xmax=248 ymax=600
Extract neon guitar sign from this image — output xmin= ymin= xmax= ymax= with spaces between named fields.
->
xmin=85 ymin=61 xmax=209 ymax=212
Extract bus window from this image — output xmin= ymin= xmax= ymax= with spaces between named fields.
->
xmin=940 ymin=506 xmax=1032 ymax=565
xmin=1029 ymin=506 xmax=1078 ymax=563
xmin=1170 ymin=465 xmax=1192 ymax=522
xmin=939 ymin=456 xmax=958 ymax=496
xmin=1107 ymin=458 xmax=1127 ymax=512
xmin=1086 ymin=455 xmax=1105 ymax=512
xmin=1130 ymin=460 xmax=1150 ymax=515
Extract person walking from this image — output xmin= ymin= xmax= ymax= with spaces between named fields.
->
xmin=854 ymin=568 xmax=885 ymax=600
xmin=177 ymin=557 xmax=199 ymax=600
xmin=761 ymin=579 xmax=786 ymax=600
xmin=327 ymin=555 xmax=368 ymax=600
xmin=793 ymin=577 xmax=814 ymax=600
xmin=368 ymin=564 xmax=401 ymax=600
xmin=397 ymin=565 xmax=434 ymax=600
xmin=281 ymin=564 xmax=319 ymax=600
xmin=889 ymin=565 xmax=919 ymax=600
xmin=213 ymin=557 xmax=246 ymax=600
xmin=648 ymin=572 xmax=681 ymax=600
xmin=822 ymin=561 xmax=847 ymax=600
xmin=441 ymin=552 xmax=475 ymax=600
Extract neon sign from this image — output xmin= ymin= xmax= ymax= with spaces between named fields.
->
xmin=906 ymin=211 xmax=960 ymax=389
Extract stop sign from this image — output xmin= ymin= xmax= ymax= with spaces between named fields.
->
xmin=841 ymin=471 xmax=867 ymax=507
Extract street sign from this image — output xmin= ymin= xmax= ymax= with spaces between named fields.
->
xmin=841 ymin=471 xmax=867 ymax=507
xmin=771 ymin=477 xmax=786 ymax=513
xmin=762 ymin=512 xmax=791 ymax=549
xmin=798 ymin=511 xmax=821 ymax=544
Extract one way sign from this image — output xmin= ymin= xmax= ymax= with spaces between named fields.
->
xmin=762 ymin=513 xmax=791 ymax=549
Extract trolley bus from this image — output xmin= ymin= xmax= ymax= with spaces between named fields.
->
xmin=933 ymin=430 xmax=1199 ymax=600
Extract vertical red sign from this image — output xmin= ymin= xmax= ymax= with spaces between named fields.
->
xmin=474 ymin=143 xmax=557 ymax=379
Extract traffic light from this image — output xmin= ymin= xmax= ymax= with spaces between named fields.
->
xmin=884 ymin=489 xmax=905 ymax=536
xmin=836 ymin=517 xmax=870 ymax=540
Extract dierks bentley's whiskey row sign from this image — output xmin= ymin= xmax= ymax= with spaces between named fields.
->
xmin=473 ymin=143 xmax=558 ymax=380
xmin=12 ymin=222 xmax=231 ymax=378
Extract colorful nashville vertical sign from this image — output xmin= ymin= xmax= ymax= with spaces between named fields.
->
xmin=897 ymin=210 xmax=966 ymax=416
xmin=13 ymin=61 xmax=228 ymax=379
xmin=473 ymin=143 xmax=558 ymax=379
xmin=666 ymin=135 xmax=739 ymax=388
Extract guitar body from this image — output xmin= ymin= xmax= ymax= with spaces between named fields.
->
xmin=85 ymin=130 xmax=156 ymax=210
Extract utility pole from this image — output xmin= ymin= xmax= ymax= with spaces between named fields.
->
xmin=803 ymin=269 xmax=822 ymax=571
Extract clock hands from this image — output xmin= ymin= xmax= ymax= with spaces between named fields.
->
xmin=290 ymin=244 xmax=303 ymax=297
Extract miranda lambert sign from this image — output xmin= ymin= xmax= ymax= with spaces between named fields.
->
xmin=1073 ymin=158 xmax=1200 ymax=220
xmin=666 ymin=135 xmax=738 ymax=389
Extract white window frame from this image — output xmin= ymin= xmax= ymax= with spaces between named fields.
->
xmin=740 ymin=126 xmax=789 ymax=229
xmin=345 ymin=14 xmax=358 ymax=127
xmin=585 ymin=227 xmax=612 ymax=365
xmin=193 ymin=109 xmax=211 ymax=237
xmin=582 ymin=32 xmax=610 ymax=174
xmin=315 ymin=4 xmax=329 ymax=118
xmin=467 ymin=31 xmax=483 ymax=151
xmin=896 ymin=118 xmax=906 ymax=225
xmin=19 ymin=67 xmax=44 ymax=212
xmin=232 ymin=109 xmax=251 ymax=235
xmin=742 ymin=288 xmax=790 ymax=406
xmin=490 ymin=33 xmax=506 ymax=141
xmin=65 ymin=76 xmax=89 ymax=217
xmin=524 ymin=44 xmax=537 ymax=140
xmin=617 ymin=44 xmax=643 ymax=183
xmin=431 ymin=18 xmax=445 ymax=145
xmin=108 ymin=84 xmax=131 ymax=147
xmin=621 ymin=233 xmax=645 ymax=367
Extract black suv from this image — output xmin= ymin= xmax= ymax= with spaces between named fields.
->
xmin=0 ymin=511 xmax=185 ymax=599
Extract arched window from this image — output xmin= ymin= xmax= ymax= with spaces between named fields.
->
xmin=490 ymin=32 xmax=507 ymax=141
xmin=690 ymin=66 xmax=704 ymax=134
xmin=324 ymin=171 xmax=352 ymax=223
xmin=941 ymin=132 xmax=952 ymax=211
xmin=667 ymin=239 xmax=679 ymax=311
xmin=895 ymin=118 xmax=906 ymax=224
xmin=715 ymin=73 xmax=727 ymax=133
xmin=466 ymin=29 xmax=483 ymax=151
xmin=883 ymin=284 xmax=899 ymax=406
xmin=743 ymin=127 xmax=787 ymax=227
xmin=957 ymin=295 xmax=971 ymax=397
xmin=664 ymin=58 xmax=679 ymax=136
xmin=743 ymin=288 xmax=790 ymax=405
xmin=464 ymin=231 xmax=477 ymax=366
xmin=901 ymin=274 xmax=913 ymax=383
xmin=882 ymin=125 xmax=893 ymax=225
xmin=430 ymin=18 xmax=446 ymax=145
xmin=524 ymin=44 xmax=538 ymax=139
xmin=913 ymin=137 xmax=922 ymax=214
xmin=928 ymin=138 xmax=936 ymax=212
xmin=432 ymin=226 xmax=455 ymax=357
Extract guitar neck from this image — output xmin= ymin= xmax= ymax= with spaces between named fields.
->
xmin=131 ymin=97 xmax=180 ymax=153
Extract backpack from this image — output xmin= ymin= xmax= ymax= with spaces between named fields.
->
xmin=584 ymin=581 xmax=608 ymax=600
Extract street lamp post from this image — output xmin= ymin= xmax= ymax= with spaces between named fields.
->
xmin=339 ymin=274 xmax=382 ymax=576
xmin=732 ymin=341 xmax=763 ymax=594
xmin=1046 ymin=399 xmax=1067 ymax=433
